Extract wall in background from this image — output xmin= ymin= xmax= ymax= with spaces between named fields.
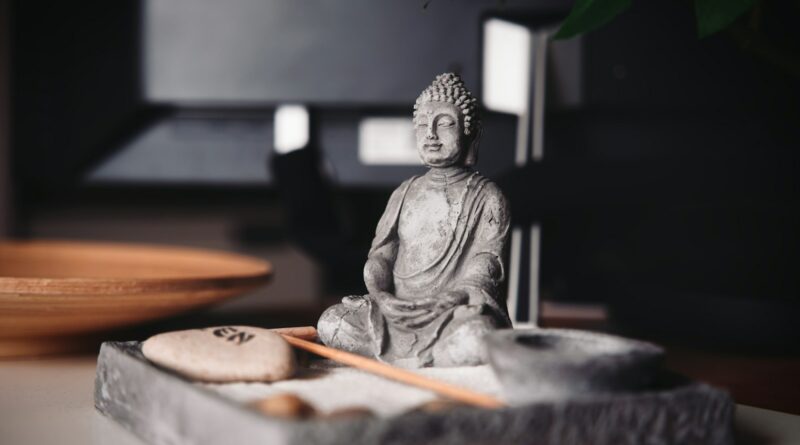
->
xmin=0 ymin=0 xmax=11 ymax=238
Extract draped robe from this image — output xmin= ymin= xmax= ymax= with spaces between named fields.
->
xmin=317 ymin=171 xmax=511 ymax=367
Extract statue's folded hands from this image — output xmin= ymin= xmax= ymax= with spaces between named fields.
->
xmin=378 ymin=291 xmax=468 ymax=329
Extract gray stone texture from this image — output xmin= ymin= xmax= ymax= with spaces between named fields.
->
xmin=486 ymin=328 xmax=665 ymax=404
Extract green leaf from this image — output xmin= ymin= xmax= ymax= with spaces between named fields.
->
xmin=553 ymin=0 xmax=632 ymax=40
xmin=695 ymin=0 xmax=756 ymax=38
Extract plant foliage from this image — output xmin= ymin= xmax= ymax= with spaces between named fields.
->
xmin=694 ymin=0 xmax=756 ymax=38
xmin=553 ymin=0 xmax=758 ymax=40
xmin=553 ymin=0 xmax=631 ymax=40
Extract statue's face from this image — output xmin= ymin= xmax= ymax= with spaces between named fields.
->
xmin=414 ymin=101 xmax=466 ymax=168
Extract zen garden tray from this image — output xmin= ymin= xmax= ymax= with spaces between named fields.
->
xmin=95 ymin=341 xmax=734 ymax=445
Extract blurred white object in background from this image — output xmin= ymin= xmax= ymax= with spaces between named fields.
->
xmin=358 ymin=117 xmax=419 ymax=166
xmin=274 ymin=105 xmax=309 ymax=154
xmin=482 ymin=18 xmax=531 ymax=117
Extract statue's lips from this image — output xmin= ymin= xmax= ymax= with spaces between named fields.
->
xmin=424 ymin=143 xmax=443 ymax=151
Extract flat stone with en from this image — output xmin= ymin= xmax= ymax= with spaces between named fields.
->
xmin=142 ymin=326 xmax=296 ymax=382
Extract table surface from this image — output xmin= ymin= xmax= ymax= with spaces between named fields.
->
xmin=1 ymin=355 xmax=799 ymax=445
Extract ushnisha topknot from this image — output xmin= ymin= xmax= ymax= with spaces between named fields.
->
xmin=413 ymin=72 xmax=481 ymax=137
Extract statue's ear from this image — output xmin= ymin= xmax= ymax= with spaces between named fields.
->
xmin=464 ymin=126 xmax=482 ymax=166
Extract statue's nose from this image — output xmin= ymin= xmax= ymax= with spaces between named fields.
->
xmin=425 ymin=124 xmax=437 ymax=140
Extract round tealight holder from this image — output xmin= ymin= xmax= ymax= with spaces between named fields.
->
xmin=485 ymin=328 xmax=665 ymax=405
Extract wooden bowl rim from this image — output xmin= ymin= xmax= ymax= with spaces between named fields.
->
xmin=0 ymin=240 xmax=272 ymax=295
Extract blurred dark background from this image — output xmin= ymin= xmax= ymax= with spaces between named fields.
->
xmin=2 ymin=0 xmax=799 ymax=368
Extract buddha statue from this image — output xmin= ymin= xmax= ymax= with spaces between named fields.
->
xmin=317 ymin=73 xmax=511 ymax=368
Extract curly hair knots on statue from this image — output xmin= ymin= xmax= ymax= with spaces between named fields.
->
xmin=413 ymin=73 xmax=481 ymax=137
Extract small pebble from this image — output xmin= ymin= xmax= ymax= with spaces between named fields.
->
xmin=250 ymin=393 xmax=316 ymax=418
xmin=320 ymin=406 xmax=375 ymax=420
xmin=142 ymin=326 xmax=296 ymax=382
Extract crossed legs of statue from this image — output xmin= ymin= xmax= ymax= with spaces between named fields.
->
xmin=317 ymin=296 xmax=495 ymax=367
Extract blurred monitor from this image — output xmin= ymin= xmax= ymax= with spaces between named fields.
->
xmin=143 ymin=0 xmax=561 ymax=105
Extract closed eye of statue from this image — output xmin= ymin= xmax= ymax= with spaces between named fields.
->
xmin=437 ymin=117 xmax=456 ymax=127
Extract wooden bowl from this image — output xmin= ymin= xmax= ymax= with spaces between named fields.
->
xmin=0 ymin=240 xmax=272 ymax=357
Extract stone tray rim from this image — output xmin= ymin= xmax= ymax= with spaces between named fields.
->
xmin=94 ymin=341 xmax=735 ymax=445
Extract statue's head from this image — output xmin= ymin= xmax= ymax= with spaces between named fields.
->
xmin=413 ymin=73 xmax=481 ymax=168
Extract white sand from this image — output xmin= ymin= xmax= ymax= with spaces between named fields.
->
xmin=201 ymin=362 xmax=503 ymax=417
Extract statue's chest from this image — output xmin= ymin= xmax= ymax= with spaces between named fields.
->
xmin=397 ymin=186 xmax=460 ymax=267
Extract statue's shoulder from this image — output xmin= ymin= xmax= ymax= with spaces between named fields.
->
xmin=397 ymin=175 xmax=419 ymax=190
xmin=388 ymin=175 xmax=420 ymax=201
xmin=473 ymin=174 xmax=508 ymax=204
xmin=373 ymin=176 xmax=420 ymax=242
xmin=471 ymin=175 xmax=510 ymax=228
